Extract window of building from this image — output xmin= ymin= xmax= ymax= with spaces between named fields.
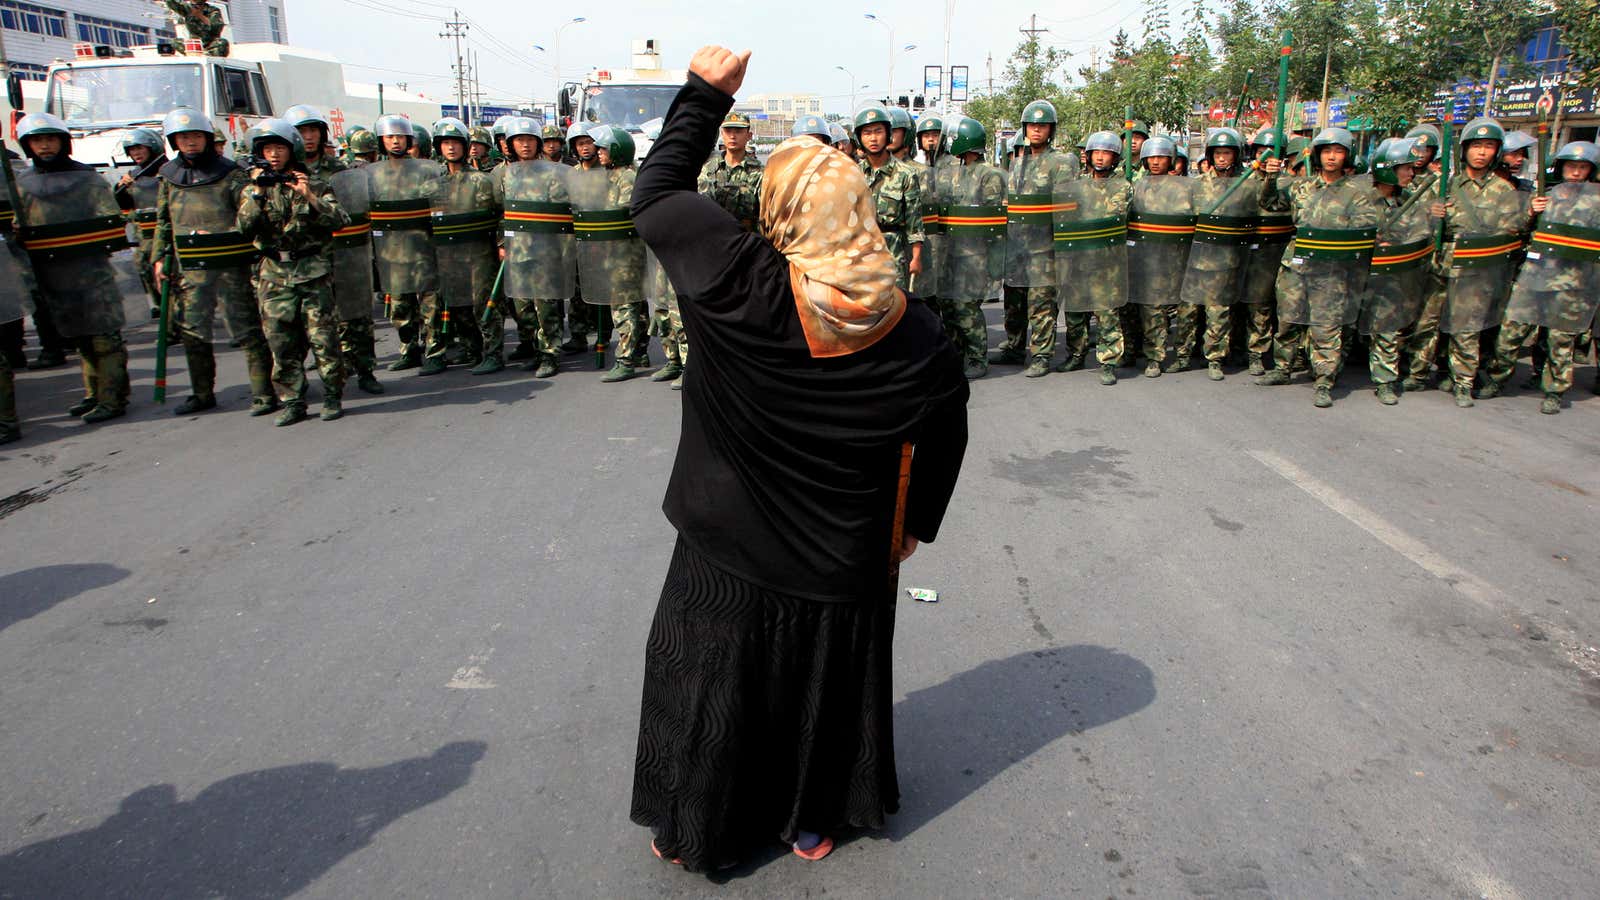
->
xmin=0 ymin=0 xmax=67 ymax=38
xmin=10 ymin=60 xmax=46 ymax=81
xmin=268 ymin=5 xmax=281 ymax=42
xmin=1520 ymin=23 xmax=1568 ymax=75
xmin=75 ymin=13 xmax=150 ymax=49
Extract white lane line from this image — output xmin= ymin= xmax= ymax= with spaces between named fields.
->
xmin=1246 ymin=449 xmax=1502 ymax=610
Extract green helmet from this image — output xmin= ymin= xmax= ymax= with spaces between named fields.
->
xmin=1020 ymin=99 xmax=1057 ymax=125
xmin=853 ymin=104 xmax=893 ymax=139
xmin=468 ymin=126 xmax=493 ymax=148
xmin=1372 ymin=137 xmax=1421 ymax=186
xmin=348 ymin=129 xmax=378 ymax=155
xmin=1285 ymin=135 xmax=1311 ymax=169
xmin=1011 ymin=131 xmax=1028 ymax=152
xmin=1139 ymin=135 xmax=1177 ymax=163
xmin=1458 ymin=117 xmax=1504 ymax=153
xmin=1405 ymin=124 xmax=1441 ymax=151
xmin=540 ymin=124 xmax=563 ymax=141
xmin=410 ymin=123 xmax=433 ymax=158
xmin=1084 ymin=130 xmax=1122 ymax=158
xmin=590 ymin=124 xmax=635 ymax=167
xmin=916 ymin=114 xmax=944 ymax=136
xmin=1167 ymin=134 xmax=1188 ymax=160
xmin=246 ymin=117 xmax=306 ymax=161
xmin=886 ymin=106 xmax=914 ymax=133
xmin=947 ymin=117 xmax=988 ymax=157
xmin=1250 ymin=128 xmax=1281 ymax=159
xmin=121 ymin=127 xmax=164 ymax=157
xmin=1349 ymin=153 xmax=1368 ymax=175
xmin=432 ymin=117 xmax=471 ymax=149
xmin=1205 ymin=127 xmax=1244 ymax=150
xmin=161 ymin=107 xmax=214 ymax=149
xmin=1499 ymin=131 xmax=1537 ymax=158
xmin=1553 ymin=140 xmax=1600 ymax=179
xmin=1125 ymin=119 xmax=1150 ymax=137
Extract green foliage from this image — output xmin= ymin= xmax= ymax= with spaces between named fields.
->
xmin=1555 ymin=0 xmax=1600 ymax=88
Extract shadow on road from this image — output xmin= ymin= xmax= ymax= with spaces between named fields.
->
xmin=0 ymin=563 xmax=129 ymax=634
xmin=888 ymin=644 xmax=1156 ymax=839
xmin=0 ymin=740 xmax=487 ymax=899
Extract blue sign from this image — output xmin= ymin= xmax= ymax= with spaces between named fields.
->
xmin=440 ymin=104 xmax=535 ymax=126
xmin=951 ymin=66 xmax=969 ymax=102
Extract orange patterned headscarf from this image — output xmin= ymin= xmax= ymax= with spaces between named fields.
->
xmin=759 ymin=136 xmax=906 ymax=357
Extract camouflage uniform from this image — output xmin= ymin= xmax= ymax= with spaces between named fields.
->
xmin=571 ymin=165 xmax=648 ymax=367
xmin=1242 ymin=175 xmax=1298 ymax=369
xmin=324 ymin=164 xmax=380 ymax=387
xmin=15 ymin=167 xmax=131 ymax=418
xmin=1051 ymin=172 xmax=1129 ymax=372
xmin=1360 ymin=188 xmax=1436 ymax=385
xmin=114 ymin=162 xmax=164 ymax=315
xmin=1259 ymin=172 xmax=1380 ymax=391
xmin=1484 ymin=181 xmax=1600 ymax=401
xmin=496 ymin=160 xmax=576 ymax=375
xmin=861 ymin=156 xmax=926 ymax=289
xmin=152 ymin=163 xmax=274 ymax=409
xmin=936 ymin=160 xmax=1007 ymax=371
xmin=1001 ymin=147 xmax=1078 ymax=368
xmin=429 ymin=165 xmax=500 ymax=369
xmin=1127 ymin=173 xmax=1195 ymax=369
xmin=164 ymin=0 xmax=229 ymax=56
xmin=1406 ymin=170 xmax=1529 ymax=392
xmin=1179 ymin=168 xmax=1259 ymax=369
xmin=367 ymin=157 xmax=443 ymax=369
xmin=236 ymin=173 xmax=348 ymax=414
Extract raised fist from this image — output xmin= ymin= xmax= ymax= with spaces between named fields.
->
xmin=689 ymin=46 xmax=752 ymax=96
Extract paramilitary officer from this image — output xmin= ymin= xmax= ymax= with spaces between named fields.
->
xmin=854 ymin=105 xmax=925 ymax=289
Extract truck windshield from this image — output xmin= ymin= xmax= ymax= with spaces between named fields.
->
xmin=47 ymin=64 xmax=204 ymax=128
xmin=582 ymin=84 xmax=679 ymax=130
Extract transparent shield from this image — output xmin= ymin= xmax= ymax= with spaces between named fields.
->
xmin=330 ymin=168 xmax=374 ymax=320
xmin=500 ymin=161 xmax=576 ymax=301
xmin=366 ymin=157 xmax=440 ymax=295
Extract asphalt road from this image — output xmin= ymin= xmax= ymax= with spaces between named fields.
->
xmin=2 ymin=282 xmax=1598 ymax=898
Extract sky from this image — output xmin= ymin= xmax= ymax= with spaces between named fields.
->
xmin=282 ymin=0 xmax=1154 ymax=115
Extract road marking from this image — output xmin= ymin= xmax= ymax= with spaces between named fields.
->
xmin=446 ymin=649 xmax=496 ymax=689
xmin=1246 ymin=449 xmax=1502 ymax=610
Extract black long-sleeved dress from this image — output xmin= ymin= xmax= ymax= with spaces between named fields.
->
xmin=627 ymin=73 xmax=970 ymax=871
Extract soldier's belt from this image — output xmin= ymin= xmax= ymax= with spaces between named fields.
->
xmin=1127 ymin=211 xmax=1196 ymax=243
xmin=921 ymin=202 xmax=945 ymax=235
xmin=332 ymin=214 xmax=372 ymax=250
xmin=174 ymin=231 xmax=259 ymax=269
xmin=431 ymin=209 xmax=498 ymax=244
xmin=19 ymin=214 xmax=130 ymax=259
xmin=1007 ymin=193 xmax=1076 ymax=227
xmin=1527 ymin=222 xmax=1600 ymax=263
xmin=1053 ymin=215 xmax=1126 ymax=251
xmin=370 ymin=198 xmax=433 ymax=233
xmin=1369 ymin=237 xmax=1433 ymax=271
xmin=133 ymin=208 xmax=158 ymax=234
xmin=503 ymin=200 xmax=574 ymax=234
xmin=942 ymin=204 xmax=1006 ymax=236
xmin=1253 ymin=218 xmax=1295 ymax=245
xmin=572 ymin=208 xmax=637 ymax=241
xmin=1292 ymin=226 xmax=1377 ymax=261
xmin=1192 ymin=213 xmax=1259 ymax=246
xmin=1450 ymin=233 xmax=1524 ymax=269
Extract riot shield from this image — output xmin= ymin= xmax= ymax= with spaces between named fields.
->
xmin=1179 ymin=171 xmax=1258 ymax=307
xmin=366 ymin=157 xmax=440 ymax=295
xmin=1004 ymin=149 xmax=1075 ymax=287
xmin=1359 ymin=200 xmax=1435 ymax=335
xmin=430 ymin=170 xmax=499 ymax=308
xmin=0 ymin=191 xmax=33 ymax=323
xmin=127 ymin=174 xmax=161 ymax=248
xmin=1503 ymin=181 xmax=1600 ymax=332
xmin=14 ymin=168 xmax=128 ymax=337
xmin=500 ymin=160 xmax=576 ymax=301
xmin=1126 ymin=175 xmax=1194 ymax=306
xmin=1438 ymin=186 xmax=1530 ymax=335
xmin=569 ymin=166 xmax=644 ymax=306
xmin=1277 ymin=183 xmax=1378 ymax=326
xmin=330 ymin=169 xmax=375 ymax=321
xmin=165 ymin=176 xmax=256 ymax=322
xmin=1242 ymin=180 xmax=1296 ymax=306
xmin=911 ymin=159 xmax=948 ymax=297
xmin=1054 ymin=175 xmax=1128 ymax=312
xmin=645 ymin=249 xmax=677 ymax=312
xmin=938 ymin=163 xmax=1007 ymax=303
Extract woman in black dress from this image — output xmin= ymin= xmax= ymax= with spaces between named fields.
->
xmin=628 ymin=47 xmax=970 ymax=872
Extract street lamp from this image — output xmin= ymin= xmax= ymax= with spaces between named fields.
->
xmin=546 ymin=16 xmax=586 ymax=122
xmin=864 ymin=13 xmax=894 ymax=106
xmin=835 ymin=65 xmax=857 ymax=111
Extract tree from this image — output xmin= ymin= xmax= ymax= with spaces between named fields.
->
xmin=964 ymin=35 xmax=1072 ymax=142
xmin=1554 ymin=0 xmax=1600 ymax=89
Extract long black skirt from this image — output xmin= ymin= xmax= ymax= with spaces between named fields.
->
xmin=629 ymin=537 xmax=899 ymax=872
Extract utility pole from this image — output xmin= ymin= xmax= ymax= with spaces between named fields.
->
xmin=1019 ymin=14 xmax=1049 ymax=43
xmin=440 ymin=9 xmax=469 ymax=116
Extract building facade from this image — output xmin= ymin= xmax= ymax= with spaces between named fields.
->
xmin=2 ymin=0 xmax=287 ymax=82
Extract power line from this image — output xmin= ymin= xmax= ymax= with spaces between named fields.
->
xmin=439 ymin=9 xmax=469 ymax=114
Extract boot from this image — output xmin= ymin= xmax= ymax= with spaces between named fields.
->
xmin=389 ymin=344 xmax=422 ymax=371
xmin=1520 ymin=370 xmax=1542 ymax=391
xmin=417 ymin=356 xmax=447 ymax=376
xmin=1476 ymin=381 xmax=1502 ymax=399
xmin=1375 ymin=382 xmax=1399 ymax=406
xmin=1052 ymin=355 xmax=1084 ymax=373
xmin=1144 ymin=361 xmax=1160 ymax=378
xmin=1540 ymin=393 xmax=1561 ymax=415
xmin=1248 ymin=353 xmax=1265 ymax=376
xmin=81 ymin=404 xmax=126 ymax=424
xmin=963 ymin=360 xmax=988 ymax=380
xmin=320 ymin=396 xmax=343 ymax=421
xmin=29 ymin=348 xmax=66 ymax=370
xmin=245 ymin=344 xmax=276 ymax=409
xmin=470 ymin=355 xmax=505 ymax=375
xmin=1162 ymin=356 xmax=1187 ymax=374
xmin=249 ymin=397 xmax=281 ymax=417
xmin=1022 ymin=358 xmax=1049 ymax=378
xmin=174 ymin=394 xmax=217 ymax=415
xmin=533 ymin=356 xmax=559 ymax=379
xmin=508 ymin=342 xmax=539 ymax=361
xmin=600 ymin=362 xmax=638 ymax=383
xmin=651 ymin=362 xmax=684 ymax=382
xmin=1256 ymin=369 xmax=1291 ymax=386
xmin=68 ymin=396 xmax=97 ymax=417
xmin=1400 ymin=374 xmax=1431 ymax=392
xmin=184 ymin=343 xmax=217 ymax=405
xmin=558 ymin=335 xmax=588 ymax=354
xmin=989 ymin=346 xmax=1025 ymax=365
xmin=1313 ymin=385 xmax=1333 ymax=408
xmin=275 ymin=403 xmax=308 ymax=426
xmin=445 ymin=343 xmax=470 ymax=366
xmin=1453 ymin=384 xmax=1475 ymax=408
xmin=1099 ymin=364 xmax=1117 ymax=385
xmin=356 ymin=373 xmax=385 ymax=394
xmin=1207 ymin=361 xmax=1225 ymax=381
